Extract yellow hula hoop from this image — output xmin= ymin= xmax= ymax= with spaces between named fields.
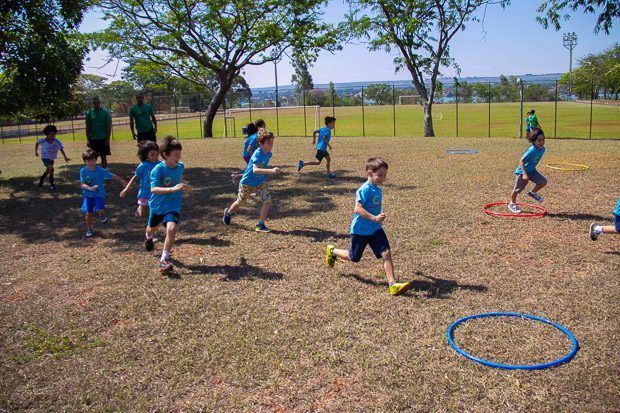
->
xmin=546 ymin=163 xmax=589 ymax=171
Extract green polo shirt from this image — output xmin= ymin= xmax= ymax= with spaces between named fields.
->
xmin=129 ymin=103 xmax=155 ymax=133
xmin=527 ymin=114 xmax=539 ymax=129
xmin=85 ymin=108 xmax=112 ymax=141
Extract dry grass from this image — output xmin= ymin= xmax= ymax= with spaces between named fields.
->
xmin=0 ymin=135 xmax=619 ymax=412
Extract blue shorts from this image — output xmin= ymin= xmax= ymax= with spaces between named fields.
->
xmin=42 ymin=158 xmax=54 ymax=166
xmin=148 ymin=211 xmax=179 ymax=228
xmin=348 ymin=228 xmax=390 ymax=262
xmin=513 ymin=170 xmax=546 ymax=193
xmin=615 ymin=213 xmax=620 ymax=232
xmin=81 ymin=196 xmax=105 ymax=213
xmin=315 ymin=150 xmax=329 ymax=161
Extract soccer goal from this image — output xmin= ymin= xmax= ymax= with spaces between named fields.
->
xmin=225 ymin=105 xmax=320 ymax=136
xmin=398 ymin=95 xmax=421 ymax=105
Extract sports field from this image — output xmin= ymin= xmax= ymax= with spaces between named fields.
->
xmin=0 ymin=135 xmax=619 ymax=411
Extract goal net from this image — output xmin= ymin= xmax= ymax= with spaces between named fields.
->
xmin=398 ymin=95 xmax=421 ymax=105
xmin=225 ymin=105 xmax=320 ymax=137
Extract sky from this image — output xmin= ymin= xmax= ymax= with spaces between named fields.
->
xmin=80 ymin=0 xmax=619 ymax=89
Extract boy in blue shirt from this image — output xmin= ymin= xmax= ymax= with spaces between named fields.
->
xmin=298 ymin=116 xmax=336 ymax=178
xmin=145 ymin=136 xmax=191 ymax=272
xmin=223 ymin=129 xmax=281 ymax=232
xmin=326 ymin=158 xmax=410 ymax=296
xmin=35 ymin=125 xmax=70 ymax=190
xmin=589 ymin=197 xmax=620 ymax=240
xmin=80 ymin=148 xmax=127 ymax=237
xmin=508 ymin=127 xmax=547 ymax=213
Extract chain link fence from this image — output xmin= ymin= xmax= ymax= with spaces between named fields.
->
xmin=1 ymin=80 xmax=618 ymax=144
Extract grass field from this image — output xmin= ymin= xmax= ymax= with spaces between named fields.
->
xmin=0 ymin=135 xmax=619 ymax=411
xmin=2 ymin=101 xmax=620 ymax=144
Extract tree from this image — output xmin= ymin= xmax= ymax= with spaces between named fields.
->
xmin=347 ymin=0 xmax=508 ymax=137
xmin=365 ymin=83 xmax=393 ymax=105
xmin=561 ymin=43 xmax=620 ymax=98
xmin=291 ymin=56 xmax=314 ymax=105
xmin=91 ymin=0 xmax=340 ymax=137
xmin=535 ymin=0 xmax=619 ymax=35
xmin=0 ymin=0 xmax=87 ymax=120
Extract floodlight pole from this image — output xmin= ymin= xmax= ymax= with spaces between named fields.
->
xmin=563 ymin=32 xmax=578 ymax=94
xmin=517 ymin=78 xmax=523 ymax=139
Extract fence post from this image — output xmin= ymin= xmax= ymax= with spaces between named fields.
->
xmin=518 ymin=78 xmax=523 ymax=139
xmin=392 ymin=85 xmax=396 ymax=137
xmin=331 ymin=86 xmax=335 ymax=136
xmin=17 ymin=118 xmax=22 ymax=144
xmin=303 ymin=90 xmax=307 ymax=137
xmin=488 ymin=81 xmax=491 ymax=138
xmin=248 ymin=89 xmax=252 ymax=123
xmin=589 ymin=81 xmax=594 ymax=139
xmin=455 ymin=81 xmax=459 ymax=138
xmin=361 ymin=86 xmax=365 ymax=137
xmin=554 ymin=79 xmax=558 ymax=138
xmin=1 ymin=124 xmax=4 ymax=144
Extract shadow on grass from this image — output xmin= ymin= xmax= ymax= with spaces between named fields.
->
xmin=411 ymin=272 xmax=488 ymax=299
xmin=180 ymin=257 xmax=283 ymax=281
xmin=276 ymin=227 xmax=349 ymax=243
xmin=546 ymin=212 xmax=609 ymax=221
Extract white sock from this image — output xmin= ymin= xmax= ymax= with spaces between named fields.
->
xmin=594 ymin=225 xmax=604 ymax=234
xmin=161 ymin=250 xmax=170 ymax=261
xmin=145 ymin=231 xmax=152 ymax=240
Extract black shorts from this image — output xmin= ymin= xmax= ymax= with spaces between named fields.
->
xmin=137 ymin=130 xmax=157 ymax=143
xmin=88 ymin=139 xmax=111 ymax=156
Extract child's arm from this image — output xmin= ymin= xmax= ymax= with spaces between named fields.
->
xmin=130 ymin=117 xmax=137 ymax=139
xmin=120 ymin=175 xmax=139 ymax=197
xmin=247 ymin=144 xmax=255 ymax=156
xmin=34 ymin=142 xmax=40 ymax=157
xmin=312 ymin=129 xmax=318 ymax=144
xmin=151 ymin=182 xmax=191 ymax=194
xmin=519 ymin=159 xmax=528 ymax=180
xmin=322 ymin=135 xmax=332 ymax=150
xmin=252 ymin=164 xmax=281 ymax=175
xmin=354 ymin=201 xmax=386 ymax=223
xmin=81 ymin=182 xmax=98 ymax=191
xmin=60 ymin=148 xmax=70 ymax=162
xmin=111 ymin=174 xmax=128 ymax=187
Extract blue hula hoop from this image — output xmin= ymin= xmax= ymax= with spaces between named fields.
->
xmin=447 ymin=312 xmax=578 ymax=370
xmin=446 ymin=149 xmax=479 ymax=154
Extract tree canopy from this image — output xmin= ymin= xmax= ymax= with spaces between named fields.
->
xmin=90 ymin=0 xmax=341 ymax=137
xmin=535 ymin=0 xmax=619 ymax=35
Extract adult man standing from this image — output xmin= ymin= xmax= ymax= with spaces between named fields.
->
xmin=129 ymin=93 xmax=158 ymax=144
xmin=85 ymin=96 xmax=112 ymax=169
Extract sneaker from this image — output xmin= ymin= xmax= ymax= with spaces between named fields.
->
xmin=38 ymin=176 xmax=44 ymax=187
xmin=49 ymin=184 xmax=56 ymax=190
xmin=135 ymin=208 xmax=140 ymax=217
xmin=145 ymin=237 xmax=154 ymax=251
xmin=158 ymin=259 xmax=173 ymax=272
xmin=326 ymin=245 xmax=336 ymax=268
xmin=100 ymin=213 xmax=108 ymax=224
xmin=528 ymin=191 xmax=543 ymax=202
xmin=85 ymin=229 xmax=93 ymax=237
xmin=508 ymin=203 xmax=521 ymax=213
xmin=325 ymin=174 xmax=336 ymax=178
xmin=255 ymin=223 xmax=271 ymax=233
xmin=298 ymin=160 xmax=304 ymax=172
xmin=223 ymin=209 xmax=231 ymax=225
xmin=589 ymin=223 xmax=599 ymax=241
xmin=389 ymin=282 xmax=411 ymax=296
xmin=231 ymin=174 xmax=238 ymax=186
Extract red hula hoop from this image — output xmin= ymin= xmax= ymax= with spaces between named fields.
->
xmin=483 ymin=202 xmax=547 ymax=217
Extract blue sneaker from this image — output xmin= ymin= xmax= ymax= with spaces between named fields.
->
xmin=223 ymin=209 xmax=231 ymax=225
xmin=298 ymin=160 xmax=304 ymax=172
xmin=325 ymin=174 xmax=336 ymax=178
xmin=255 ymin=223 xmax=271 ymax=233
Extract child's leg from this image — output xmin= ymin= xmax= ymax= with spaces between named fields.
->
xmin=302 ymin=159 xmax=321 ymax=167
xmin=325 ymin=156 xmax=331 ymax=174
xmin=259 ymin=202 xmax=270 ymax=222
xmin=331 ymin=247 xmax=352 ymax=261
xmin=228 ymin=201 xmax=241 ymax=215
xmin=601 ymin=225 xmax=619 ymax=234
xmin=510 ymin=191 xmax=518 ymax=203
xmin=532 ymin=181 xmax=546 ymax=193
xmin=98 ymin=208 xmax=106 ymax=218
xmin=85 ymin=213 xmax=93 ymax=230
xmin=146 ymin=224 xmax=158 ymax=238
xmin=138 ymin=205 xmax=149 ymax=218
xmin=162 ymin=222 xmax=178 ymax=255
xmin=381 ymin=249 xmax=396 ymax=285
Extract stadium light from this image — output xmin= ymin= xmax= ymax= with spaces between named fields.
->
xmin=563 ymin=32 xmax=578 ymax=94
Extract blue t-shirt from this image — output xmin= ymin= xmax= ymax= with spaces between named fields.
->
xmin=243 ymin=133 xmax=258 ymax=158
xmin=350 ymin=181 xmax=383 ymax=236
xmin=316 ymin=127 xmax=331 ymax=152
xmin=149 ymin=161 xmax=184 ymax=215
xmin=80 ymin=165 xmax=114 ymax=199
xmin=614 ymin=197 xmax=620 ymax=216
xmin=515 ymin=145 xmax=545 ymax=175
xmin=240 ymin=149 xmax=272 ymax=187
xmin=135 ymin=160 xmax=162 ymax=200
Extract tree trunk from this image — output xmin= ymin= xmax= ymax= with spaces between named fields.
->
xmin=203 ymin=74 xmax=236 ymax=137
xmin=423 ymin=101 xmax=435 ymax=137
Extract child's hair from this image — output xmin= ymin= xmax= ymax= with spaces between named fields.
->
xmin=527 ymin=127 xmax=545 ymax=143
xmin=256 ymin=129 xmax=275 ymax=145
xmin=137 ymin=140 xmax=160 ymax=162
xmin=160 ymin=135 xmax=182 ymax=158
xmin=43 ymin=125 xmax=57 ymax=136
xmin=245 ymin=119 xmax=266 ymax=136
xmin=82 ymin=148 xmax=99 ymax=161
xmin=366 ymin=157 xmax=388 ymax=172
xmin=526 ymin=111 xmax=531 ymax=115
xmin=530 ymin=109 xmax=535 ymax=114
xmin=324 ymin=116 xmax=336 ymax=125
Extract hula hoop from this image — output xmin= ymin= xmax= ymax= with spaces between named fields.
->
xmin=446 ymin=149 xmax=479 ymax=154
xmin=483 ymin=202 xmax=546 ymax=217
xmin=447 ymin=312 xmax=578 ymax=370
xmin=546 ymin=163 xmax=589 ymax=171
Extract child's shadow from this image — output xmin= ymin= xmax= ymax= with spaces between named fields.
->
xmin=181 ymin=257 xmax=283 ymax=281
xmin=410 ymin=272 xmax=488 ymax=299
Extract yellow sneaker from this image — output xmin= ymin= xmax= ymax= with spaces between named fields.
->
xmin=389 ymin=282 xmax=410 ymax=296
xmin=326 ymin=245 xmax=336 ymax=268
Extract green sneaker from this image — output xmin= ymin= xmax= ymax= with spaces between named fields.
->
xmin=389 ymin=282 xmax=411 ymax=296
xmin=326 ymin=245 xmax=336 ymax=268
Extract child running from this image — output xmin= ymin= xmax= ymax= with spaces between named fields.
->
xmin=145 ymin=136 xmax=191 ymax=272
xmin=589 ymin=196 xmax=620 ymax=240
xmin=35 ymin=125 xmax=70 ymax=190
xmin=298 ymin=116 xmax=336 ymax=178
xmin=231 ymin=119 xmax=266 ymax=185
xmin=508 ymin=127 xmax=547 ymax=213
xmin=326 ymin=157 xmax=410 ymax=296
xmin=223 ymin=129 xmax=280 ymax=232
xmin=525 ymin=111 xmax=531 ymax=135
xmin=80 ymin=148 xmax=127 ymax=237
xmin=120 ymin=140 xmax=162 ymax=218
